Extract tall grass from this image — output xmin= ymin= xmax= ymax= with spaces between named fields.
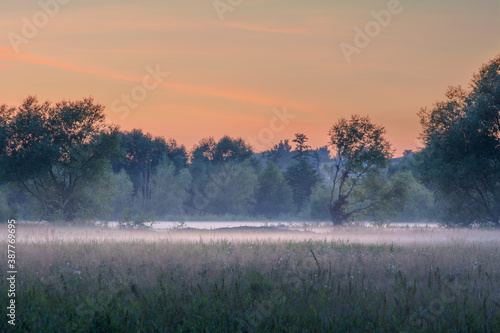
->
xmin=1 ymin=226 xmax=499 ymax=332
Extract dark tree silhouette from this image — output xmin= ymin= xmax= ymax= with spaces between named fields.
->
xmin=328 ymin=115 xmax=392 ymax=225
xmin=0 ymin=96 xmax=122 ymax=222
xmin=417 ymin=55 xmax=500 ymax=226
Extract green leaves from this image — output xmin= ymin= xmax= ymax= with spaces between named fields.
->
xmin=417 ymin=55 xmax=500 ymax=226
xmin=329 ymin=114 xmax=392 ymax=172
xmin=328 ymin=115 xmax=394 ymax=225
xmin=255 ymin=161 xmax=294 ymax=218
xmin=285 ymin=159 xmax=320 ymax=212
xmin=0 ymin=96 xmax=123 ymax=222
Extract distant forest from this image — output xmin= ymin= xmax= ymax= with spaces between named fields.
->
xmin=1 ymin=55 xmax=499 ymax=227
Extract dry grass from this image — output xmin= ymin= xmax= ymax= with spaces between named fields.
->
xmin=1 ymin=224 xmax=499 ymax=332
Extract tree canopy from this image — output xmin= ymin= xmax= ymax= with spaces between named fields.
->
xmin=117 ymin=129 xmax=188 ymax=202
xmin=328 ymin=115 xmax=394 ymax=225
xmin=0 ymin=96 xmax=122 ymax=222
xmin=417 ymin=55 xmax=500 ymax=226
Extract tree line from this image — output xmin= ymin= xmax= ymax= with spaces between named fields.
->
xmin=1 ymin=55 xmax=499 ymax=227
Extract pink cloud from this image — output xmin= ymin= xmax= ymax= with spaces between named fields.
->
xmin=0 ymin=47 xmax=312 ymax=113
xmin=221 ymin=22 xmax=311 ymax=35
xmin=0 ymin=46 xmax=138 ymax=82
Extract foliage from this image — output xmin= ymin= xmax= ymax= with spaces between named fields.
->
xmin=204 ymin=161 xmax=258 ymax=216
xmin=69 ymin=168 xmax=123 ymax=223
xmin=285 ymin=159 xmax=320 ymax=212
xmin=328 ymin=114 xmax=393 ymax=225
xmin=191 ymin=135 xmax=253 ymax=165
xmin=187 ymin=137 xmax=257 ymax=217
xmin=0 ymin=95 xmax=453 ymax=223
xmin=0 ymin=186 xmax=17 ymax=221
xmin=262 ymin=139 xmax=292 ymax=169
xmin=262 ymin=141 xmax=331 ymax=171
xmin=118 ymin=129 xmax=187 ymax=203
xmin=150 ymin=157 xmax=192 ymax=217
xmin=386 ymin=152 xmax=438 ymax=222
xmin=0 ymin=96 xmax=123 ymax=222
xmin=255 ymin=162 xmax=294 ymax=217
xmin=282 ymin=134 xmax=321 ymax=212
xmin=356 ymin=170 xmax=412 ymax=224
xmin=108 ymin=169 xmax=134 ymax=221
xmin=417 ymin=55 xmax=500 ymax=226
xmin=292 ymin=133 xmax=320 ymax=167
xmin=213 ymin=135 xmax=253 ymax=164
xmin=188 ymin=137 xmax=218 ymax=206
xmin=291 ymin=133 xmax=311 ymax=160
xmin=307 ymin=183 xmax=332 ymax=221
xmin=390 ymin=172 xmax=437 ymax=222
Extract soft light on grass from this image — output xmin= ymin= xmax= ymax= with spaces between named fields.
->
xmin=0 ymin=224 xmax=499 ymax=332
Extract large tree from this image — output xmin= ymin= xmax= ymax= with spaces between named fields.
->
xmin=186 ymin=136 xmax=257 ymax=215
xmin=417 ymin=55 xmax=500 ymax=226
xmin=0 ymin=96 xmax=122 ymax=222
xmin=328 ymin=115 xmax=393 ymax=225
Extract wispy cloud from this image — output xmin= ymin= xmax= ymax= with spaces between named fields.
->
xmin=162 ymin=80 xmax=309 ymax=112
xmin=0 ymin=46 xmax=137 ymax=82
xmin=0 ymin=47 xmax=310 ymax=112
xmin=221 ymin=22 xmax=311 ymax=35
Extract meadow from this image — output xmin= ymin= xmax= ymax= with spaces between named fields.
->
xmin=1 ymin=224 xmax=500 ymax=332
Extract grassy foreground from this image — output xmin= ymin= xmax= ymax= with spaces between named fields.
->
xmin=1 ymin=226 xmax=500 ymax=332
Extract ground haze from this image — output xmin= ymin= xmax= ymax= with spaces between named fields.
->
xmin=1 ymin=224 xmax=499 ymax=332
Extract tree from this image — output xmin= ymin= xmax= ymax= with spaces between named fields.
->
xmin=388 ymin=171 xmax=437 ymax=222
xmin=417 ymin=55 xmax=500 ymax=226
xmin=150 ymin=157 xmax=192 ymax=217
xmin=292 ymin=133 xmax=320 ymax=167
xmin=307 ymin=183 xmax=332 ymax=221
xmin=213 ymin=135 xmax=253 ymax=164
xmin=262 ymin=139 xmax=292 ymax=169
xmin=255 ymin=162 xmax=294 ymax=218
xmin=108 ymin=169 xmax=134 ymax=222
xmin=386 ymin=152 xmax=437 ymax=222
xmin=0 ymin=96 xmax=122 ymax=222
xmin=327 ymin=115 xmax=393 ymax=225
xmin=189 ymin=136 xmax=254 ymax=177
xmin=204 ymin=161 xmax=258 ymax=216
xmin=186 ymin=136 xmax=257 ymax=216
xmin=353 ymin=170 xmax=411 ymax=224
xmin=119 ymin=129 xmax=188 ymax=204
xmin=189 ymin=137 xmax=217 ymax=191
xmin=285 ymin=134 xmax=320 ymax=211
xmin=191 ymin=137 xmax=217 ymax=164
xmin=292 ymin=133 xmax=312 ymax=161
xmin=285 ymin=159 xmax=320 ymax=212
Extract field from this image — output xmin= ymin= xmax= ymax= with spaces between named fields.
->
xmin=1 ymin=224 xmax=500 ymax=332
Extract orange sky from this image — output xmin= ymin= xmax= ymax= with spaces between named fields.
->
xmin=1 ymin=0 xmax=498 ymax=156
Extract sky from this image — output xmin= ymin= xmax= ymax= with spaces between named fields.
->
xmin=0 ymin=0 xmax=498 ymax=156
